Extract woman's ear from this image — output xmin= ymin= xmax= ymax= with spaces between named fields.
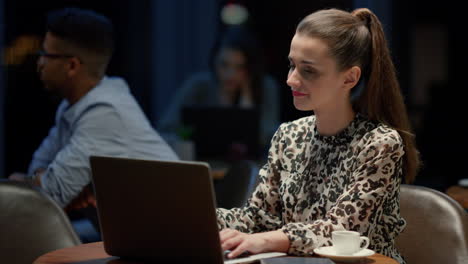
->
xmin=343 ymin=66 xmax=361 ymax=91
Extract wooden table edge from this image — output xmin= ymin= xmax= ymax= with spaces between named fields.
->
xmin=34 ymin=242 xmax=399 ymax=264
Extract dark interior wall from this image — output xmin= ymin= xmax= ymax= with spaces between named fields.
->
xmin=4 ymin=0 xmax=60 ymax=177
xmin=392 ymin=1 xmax=466 ymax=190
xmin=151 ymin=0 xmax=219 ymax=124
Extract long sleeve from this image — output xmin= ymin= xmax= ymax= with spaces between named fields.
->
xmin=217 ymin=125 xmax=286 ymax=232
xmin=34 ymin=76 xmax=179 ymax=208
xmin=218 ymin=114 xmax=406 ymax=262
xmin=280 ymin=130 xmax=404 ymax=255
xmin=28 ymin=101 xmax=68 ymax=175
xmin=40 ymin=104 xmax=125 ymax=207
xmin=27 ymin=126 xmax=61 ymax=175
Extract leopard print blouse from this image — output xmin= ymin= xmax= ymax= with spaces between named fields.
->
xmin=217 ymin=114 xmax=407 ymax=264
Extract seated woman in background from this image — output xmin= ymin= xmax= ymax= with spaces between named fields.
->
xmin=216 ymin=8 xmax=420 ymax=264
xmin=158 ymin=25 xmax=280 ymax=157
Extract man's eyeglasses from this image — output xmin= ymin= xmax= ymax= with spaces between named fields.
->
xmin=37 ymin=50 xmax=75 ymax=59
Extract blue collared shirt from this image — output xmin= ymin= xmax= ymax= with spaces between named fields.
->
xmin=28 ymin=76 xmax=179 ymax=207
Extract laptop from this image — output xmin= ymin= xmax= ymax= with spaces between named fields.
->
xmin=90 ymin=156 xmax=223 ymax=263
xmin=181 ymin=106 xmax=260 ymax=160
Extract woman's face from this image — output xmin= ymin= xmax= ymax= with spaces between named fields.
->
xmin=215 ymin=47 xmax=249 ymax=91
xmin=287 ymin=33 xmax=349 ymax=112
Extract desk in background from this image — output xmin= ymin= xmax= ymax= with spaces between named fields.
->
xmin=34 ymin=242 xmax=399 ymax=264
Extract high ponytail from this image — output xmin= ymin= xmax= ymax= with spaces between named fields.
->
xmin=352 ymin=8 xmax=420 ymax=183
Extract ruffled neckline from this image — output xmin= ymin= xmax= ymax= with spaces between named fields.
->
xmin=314 ymin=113 xmax=364 ymax=146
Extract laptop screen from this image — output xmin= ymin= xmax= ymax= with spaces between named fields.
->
xmin=181 ymin=106 xmax=260 ymax=160
xmin=90 ymin=156 xmax=224 ymax=263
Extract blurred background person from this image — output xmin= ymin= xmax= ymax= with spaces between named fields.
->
xmin=158 ymin=25 xmax=280 ymax=161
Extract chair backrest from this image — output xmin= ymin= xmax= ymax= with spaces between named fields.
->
xmin=215 ymin=160 xmax=259 ymax=209
xmin=396 ymin=184 xmax=468 ymax=264
xmin=0 ymin=180 xmax=81 ymax=264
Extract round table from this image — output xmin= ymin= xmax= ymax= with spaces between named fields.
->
xmin=34 ymin=242 xmax=400 ymax=264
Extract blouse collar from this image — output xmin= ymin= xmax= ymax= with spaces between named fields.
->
xmin=314 ymin=113 xmax=365 ymax=146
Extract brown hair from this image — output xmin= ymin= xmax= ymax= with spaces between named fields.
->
xmin=296 ymin=8 xmax=420 ymax=183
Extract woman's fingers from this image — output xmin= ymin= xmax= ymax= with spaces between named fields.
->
xmin=227 ymin=240 xmax=251 ymax=258
xmin=221 ymin=232 xmax=245 ymax=251
xmin=219 ymin=229 xmax=239 ymax=243
xmin=219 ymin=229 xmax=273 ymax=258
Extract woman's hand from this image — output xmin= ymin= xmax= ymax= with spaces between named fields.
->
xmin=219 ymin=229 xmax=290 ymax=258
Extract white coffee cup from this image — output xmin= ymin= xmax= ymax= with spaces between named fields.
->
xmin=331 ymin=230 xmax=370 ymax=255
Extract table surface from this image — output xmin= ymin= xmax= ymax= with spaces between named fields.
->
xmin=34 ymin=242 xmax=399 ymax=264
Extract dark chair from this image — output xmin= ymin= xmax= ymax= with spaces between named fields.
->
xmin=0 ymin=180 xmax=81 ymax=264
xmin=215 ymin=160 xmax=259 ymax=209
xmin=396 ymin=184 xmax=468 ymax=264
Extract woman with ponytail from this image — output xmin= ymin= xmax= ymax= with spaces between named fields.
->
xmin=217 ymin=8 xmax=419 ymax=263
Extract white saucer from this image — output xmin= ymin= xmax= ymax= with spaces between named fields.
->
xmin=314 ymin=246 xmax=375 ymax=263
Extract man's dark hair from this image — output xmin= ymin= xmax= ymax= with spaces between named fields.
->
xmin=46 ymin=8 xmax=114 ymax=76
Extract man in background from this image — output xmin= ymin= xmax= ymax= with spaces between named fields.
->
xmin=9 ymin=7 xmax=178 ymax=241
